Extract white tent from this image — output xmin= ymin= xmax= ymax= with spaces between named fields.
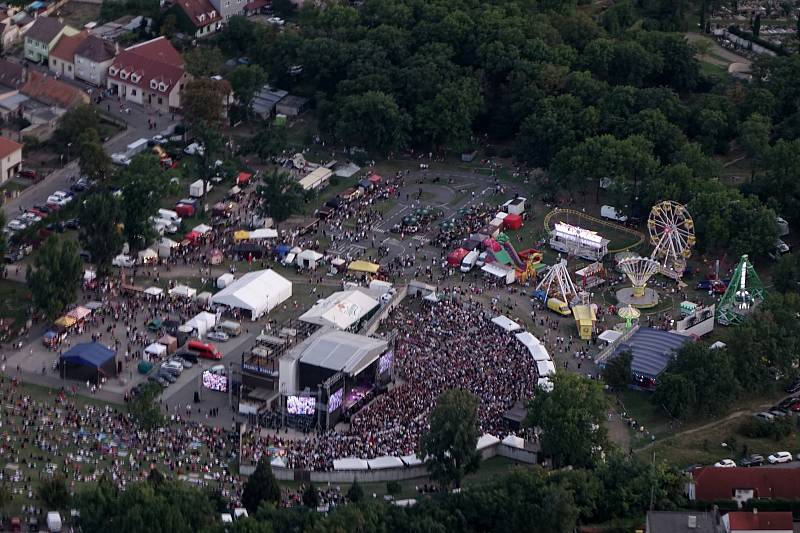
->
xmin=83 ymin=270 xmax=96 ymax=282
xmin=332 ymin=458 xmax=369 ymax=471
xmin=515 ymin=331 xmax=540 ymax=348
xmin=185 ymin=311 xmax=216 ymax=338
xmin=193 ymin=224 xmax=212 ymax=235
xmin=423 ymin=292 xmax=441 ymax=303
xmin=400 ymin=454 xmax=423 ymax=466
xmin=169 ymin=285 xmax=197 ymax=299
xmin=537 ymin=377 xmax=554 ymax=392
xmin=476 ymin=434 xmax=500 ymax=451
xmin=367 ymin=456 xmax=404 ymax=470
xmin=270 ymin=456 xmax=287 ymax=468
xmin=158 ymin=238 xmax=178 ymax=258
xmin=598 ymin=330 xmax=623 ymax=344
xmin=296 ymin=249 xmax=324 ymax=270
xmin=144 ymin=343 xmax=166 ymax=360
xmin=299 ymin=290 xmax=379 ymax=330
xmin=217 ymin=273 xmax=235 ymax=289
xmin=137 ymin=248 xmax=158 ymax=264
xmin=501 ymin=435 xmax=525 ymax=449
xmin=491 ymin=315 xmax=522 ymax=332
xmin=211 ymin=269 xmax=292 ymax=320
xmin=144 ymin=286 xmax=164 ymax=298
xmin=482 ymin=263 xmax=516 ymax=285
xmin=249 ymin=228 xmax=278 ymax=240
xmin=536 ymin=359 xmax=556 ymax=377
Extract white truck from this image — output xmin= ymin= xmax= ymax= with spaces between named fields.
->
xmin=125 ymin=138 xmax=149 ymax=158
xmin=600 ymin=205 xmax=628 ymax=223
xmin=46 ymin=511 xmax=62 ymax=532
xmin=460 ymin=250 xmax=479 ymax=272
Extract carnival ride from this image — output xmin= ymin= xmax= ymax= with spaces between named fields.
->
xmin=647 ymin=200 xmax=696 ymax=280
xmin=534 ymin=260 xmax=579 ymax=304
xmin=615 ymin=257 xmax=662 ymax=308
xmin=486 ymin=233 xmax=543 ymax=283
xmin=716 ymin=254 xmax=766 ymax=326
xmin=543 ymin=208 xmax=645 ymax=253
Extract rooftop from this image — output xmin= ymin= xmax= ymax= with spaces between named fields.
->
xmin=610 ymin=327 xmax=690 ymax=378
xmin=297 ymin=328 xmax=388 ymax=376
xmin=21 ymin=70 xmax=89 ymax=109
xmin=25 ymin=16 xmax=66 ymax=43
xmin=50 ymin=31 xmax=88 ymax=62
xmin=75 ymin=35 xmax=116 ymax=63
xmin=0 ymin=58 xmax=24 ymax=89
xmin=0 ymin=136 xmax=21 ymax=158
xmin=175 ymin=0 xmax=219 ymax=28
xmin=693 ymin=467 xmax=800 ymax=501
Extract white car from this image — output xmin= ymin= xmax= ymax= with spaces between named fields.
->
xmin=20 ymin=213 xmax=41 ymax=223
xmin=207 ymin=331 xmax=229 ymax=342
xmin=768 ymin=451 xmax=793 ymax=464
xmin=714 ymin=459 xmax=737 ymax=468
xmin=209 ymin=364 xmax=226 ymax=376
xmin=112 ymin=254 xmax=135 ymax=268
xmin=111 ymin=153 xmax=131 ymax=166
xmin=6 ymin=219 xmax=26 ymax=231
xmin=152 ymin=134 xmax=166 ymax=144
xmin=183 ymin=142 xmax=205 ymax=156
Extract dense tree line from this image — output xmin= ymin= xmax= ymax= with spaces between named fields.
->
xmin=215 ymin=0 xmax=800 ymax=256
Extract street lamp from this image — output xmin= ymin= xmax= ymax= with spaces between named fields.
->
xmin=66 ymin=142 xmax=72 ymax=163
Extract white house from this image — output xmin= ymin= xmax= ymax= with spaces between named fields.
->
xmin=0 ymin=136 xmax=22 ymax=184
xmin=74 ymin=35 xmax=117 ymax=86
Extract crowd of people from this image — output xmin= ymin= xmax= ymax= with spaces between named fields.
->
xmin=243 ymin=299 xmax=539 ymax=471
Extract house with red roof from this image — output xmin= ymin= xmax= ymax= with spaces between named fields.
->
xmin=722 ymin=511 xmax=792 ymax=533
xmin=0 ymin=136 xmax=22 ymax=184
xmin=106 ymin=36 xmax=190 ymax=113
xmin=48 ymin=31 xmax=88 ymax=80
xmin=169 ymin=0 xmax=221 ymax=39
xmin=689 ymin=467 xmax=800 ymax=505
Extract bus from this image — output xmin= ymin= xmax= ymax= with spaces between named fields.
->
xmin=186 ymin=340 xmax=222 ymax=360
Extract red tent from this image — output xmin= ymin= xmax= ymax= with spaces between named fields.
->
xmin=447 ymin=248 xmax=469 ymax=267
xmin=368 ymin=173 xmax=382 ymax=184
xmin=483 ymin=238 xmax=501 ymax=252
xmin=237 ymin=172 xmax=252 ymax=185
xmin=184 ymin=231 xmax=201 ymax=242
xmin=504 ymin=213 xmax=522 ymax=230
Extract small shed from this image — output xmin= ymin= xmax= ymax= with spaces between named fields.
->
xmin=502 ymin=197 xmax=527 ymax=215
xmin=275 ymin=95 xmax=308 ymax=116
xmin=158 ymin=334 xmax=178 ymax=354
xmin=237 ymin=172 xmax=252 ymax=185
xmin=296 ymin=249 xmax=323 ymax=270
xmin=217 ymin=273 xmax=235 ymax=289
xmin=503 ymin=213 xmax=522 ymax=231
xmin=572 ymin=305 xmax=597 ymax=340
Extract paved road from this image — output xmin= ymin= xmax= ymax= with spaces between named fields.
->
xmin=686 ymin=32 xmax=753 ymax=69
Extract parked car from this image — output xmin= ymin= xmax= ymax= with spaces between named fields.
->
xmin=740 ymin=454 xmax=765 ymax=467
xmin=785 ymin=380 xmax=800 ymax=394
xmin=147 ymin=375 xmax=167 ymax=387
xmin=112 ymin=255 xmax=135 ymax=268
xmin=754 ymin=412 xmax=775 ymax=422
xmin=6 ymin=219 xmax=26 ymax=231
xmin=713 ymin=459 xmax=737 ymax=468
xmin=768 ymin=451 xmax=793 ymax=464
xmin=152 ymin=134 xmax=166 ymax=144
xmin=16 ymin=169 xmax=38 ymax=180
xmin=111 ymin=153 xmax=131 ymax=166
xmin=207 ymin=330 xmax=230 ymax=342
xmin=157 ymin=370 xmax=177 ymax=384
xmin=171 ymin=356 xmax=192 ymax=369
xmin=161 ymin=361 xmax=183 ymax=376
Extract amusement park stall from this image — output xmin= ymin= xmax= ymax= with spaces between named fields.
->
xmin=447 ymin=248 xmax=470 ymax=267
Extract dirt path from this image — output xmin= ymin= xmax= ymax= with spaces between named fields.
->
xmin=685 ymin=32 xmax=752 ymax=69
xmin=634 ymin=401 xmax=775 ymax=452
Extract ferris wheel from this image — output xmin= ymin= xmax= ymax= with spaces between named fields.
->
xmin=647 ymin=200 xmax=696 ymax=275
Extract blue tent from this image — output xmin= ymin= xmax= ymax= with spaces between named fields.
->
xmin=275 ymin=244 xmax=292 ymax=258
xmin=61 ymin=342 xmax=116 ymax=368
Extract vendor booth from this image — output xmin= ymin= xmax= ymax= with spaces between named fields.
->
xmin=60 ymin=342 xmax=117 ymax=384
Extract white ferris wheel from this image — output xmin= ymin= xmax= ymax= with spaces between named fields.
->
xmin=647 ymin=200 xmax=696 ymax=275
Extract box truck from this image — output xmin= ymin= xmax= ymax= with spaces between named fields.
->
xmin=125 ymin=138 xmax=149 ymax=157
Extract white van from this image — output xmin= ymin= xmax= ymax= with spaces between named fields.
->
xmin=460 ymin=250 xmax=479 ymax=272
xmin=600 ymin=205 xmax=628 ymax=223
xmin=158 ymin=208 xmax=182 ymax=225
xmin=46 ymin=511 xmax=62 ymax=533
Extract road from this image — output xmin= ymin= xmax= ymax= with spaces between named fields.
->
xmin=685 ymin=32 xmax=753 ymax=70
xmin=2 ymin=69 xmax=175 ymax=216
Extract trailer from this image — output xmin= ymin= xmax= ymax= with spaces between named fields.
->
xmin=125 ymin=138 xmax=149 ymax=157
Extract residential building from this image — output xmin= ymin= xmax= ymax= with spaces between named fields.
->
xmin=646 ymin=511 xmax=724 ymax=533
xmin=74 ymin=35 xmax=117 ymax=86
xmin=208 ymin=0 xmax=246 ymax=22
xmin=172 ymin=0 xmax=220 ymax=38
xmin=722 ymin=511 xmax=793 ymax=533
xmin=106 ymin=36 xmax=190 ymax=113
xmin=0 ymin=92 xmax=29 ymax=121
xmin=689 ymin=467 xmax=800 ymax=505
xmin=49 ymin=31 xmax=88 ymax=79
xmin=24 ymin=17 xmax=78 ymax=63
xmin=90 ymin=15 xmax=151 ymax=42
xmin=0 ymin=58 xmax=25 ymax=90
xmin=0 ymin=136 xmax=22 ymax=184
xmin=21 ymin=70 xmax=90 ymax=109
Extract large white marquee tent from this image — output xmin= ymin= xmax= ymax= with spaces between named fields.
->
xmin=211 ymin=269 xmax=292 ymax=320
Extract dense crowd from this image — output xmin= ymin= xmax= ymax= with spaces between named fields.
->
xmin=244 ymin=299 xmax=539 ymax=470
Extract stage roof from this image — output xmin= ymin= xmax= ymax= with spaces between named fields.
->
xmin=299 ymin=329 xmax=388 ymax=376
xmin=299 ymin=289 xmax=379 ymax=330
xmin=60 ymin=342 xmax=115 ymax=368
xmin=611 ymin=327 xmax=690 ymax=378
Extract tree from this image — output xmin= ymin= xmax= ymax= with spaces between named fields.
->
xmin=183 ymin=47 xmax=224 ymax=77
xmin=79 ymin=192 xmax=124 ymax=275
xmin=739 ymin=113 xmax=772 ymax=168
xmin=241 ymin=458 xmax=281 ymax=513
xmin=182 ymin=79 xmax=227 ymax=129
xmin=525 ymin=372 xmax=607 ymax=468
xmin=772 ymin=253 xmax=799 ymax=293
xmin=302 ymin=484 xmax=319 ymax=508
xmin=0 ymin=211 xmax=6 ymax=258
xmin=244 ymin=124 xmax=287 ymax=162
xmin=346 ymin=479 xmax=363 ymax=503
xmin=119 ymin=155 xmax=170 ymax=251
xmin=229 ymin=64 xmax=268 ymax=117
xmin=39 ymin=476 xmax=71 ymax=509
xmin=27 ymin=237 xmax=83 ymax=320
xmin=77 ymin=129 xmax=111 ymax=181
xmin=53 ymin=105 xmax=102 ymax=149
xmin=128 ymin=383 xmax=164 ymax=430
xmin=257 ymin=171 xmax=305 ymax=227
xmin=602 ymin=349 xmax=633 ymax=390
xmin=652 ymin=373 xmax=695 ymax=419
xmin=0 ymin=484 xmax=11 ymax=515
xmin=420 ymin=389 xmax=481 ymax=488
xmin=752 ymin=14 xmax=761 ymax=37
xmin=334 ymin=91 xmax=411 ymax=153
